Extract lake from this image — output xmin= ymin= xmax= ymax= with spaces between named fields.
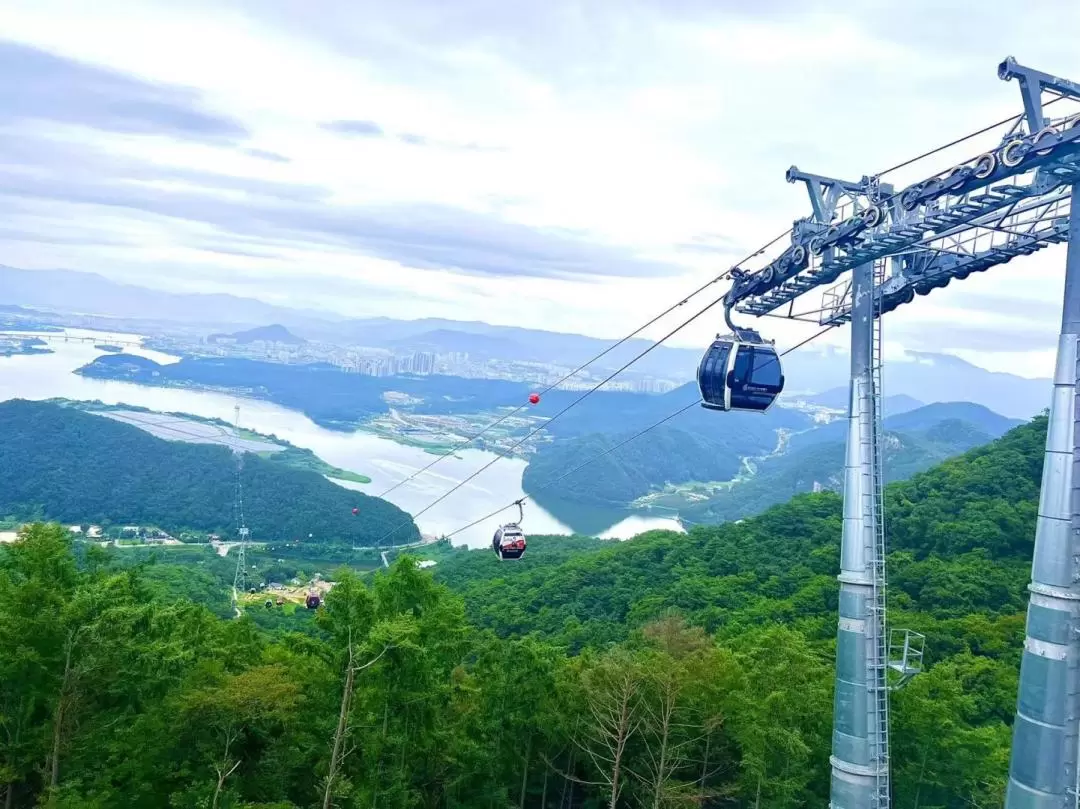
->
xmin=0 ymin=328 xmax=683 ymax=548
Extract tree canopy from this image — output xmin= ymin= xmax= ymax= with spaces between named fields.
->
xmin=0 ymin=414 xmax=1051 ymax=808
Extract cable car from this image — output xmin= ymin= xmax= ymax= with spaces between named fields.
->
xmin=492 ymin=500 xmax=527 ymax=561
xmin=698 ymin=321 xmax=784 ymax=413
xmin=305 ymin=591 xmax=321 ymax=609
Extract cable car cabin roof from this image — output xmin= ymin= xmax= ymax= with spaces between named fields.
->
xmin=697 ymin=335 xmax=784 ymax=414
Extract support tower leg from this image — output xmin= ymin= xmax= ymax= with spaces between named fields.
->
xmin=1006 ymin=184 xmax=1080 ymax=809
xmin=830 ymin=262 xmax=889 ymax=809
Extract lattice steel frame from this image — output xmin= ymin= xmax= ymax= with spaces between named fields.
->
xmin=715 ymin=57 xmax=1080 ymax=809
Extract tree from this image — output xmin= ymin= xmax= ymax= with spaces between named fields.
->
xmin=574 ymin=650 xmax=645 ymax=809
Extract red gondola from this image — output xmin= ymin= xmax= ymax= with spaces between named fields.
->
xmin=492 ymin=500 xmax=527 ymax=561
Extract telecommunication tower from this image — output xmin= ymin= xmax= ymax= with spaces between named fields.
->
xmin=232 ymin=404 xmax=250 ymax=597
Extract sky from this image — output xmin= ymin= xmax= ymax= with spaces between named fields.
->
xmin=0 ymin=0 xmax=1078 ymax=376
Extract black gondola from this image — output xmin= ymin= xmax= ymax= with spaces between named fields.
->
xmin=697 ymin=323 xmax=784 ymax=413
xmin=493 ymin=500 xmax=527 ymax=561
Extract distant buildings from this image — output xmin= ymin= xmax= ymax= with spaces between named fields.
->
xmin=153 ymin=331 xmax=684 ymax=393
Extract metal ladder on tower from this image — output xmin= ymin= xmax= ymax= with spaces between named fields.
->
xmin=868 ymin=257 xmax=891 ymax=809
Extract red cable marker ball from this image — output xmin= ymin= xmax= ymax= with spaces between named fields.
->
xmin=528 ymin=393 xmax=540 ymax=405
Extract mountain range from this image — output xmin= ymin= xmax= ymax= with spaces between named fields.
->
xmin=1 ymin=265 xmax=1055 ymax=418
xmin=524 ymin=400 xmax=1022 ymax=529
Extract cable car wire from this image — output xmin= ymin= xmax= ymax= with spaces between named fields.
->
xmin=374 ymin=288 xmax=736 ymax=545
xmin=443 ymin=398 xmax=703 ymax=540
xmin=371 ymin=99 xmax=1068 ymax=544
xmin=440 ymin=323 xmax=837 ymax=540
xmin=876 ymin=95 xmax=1069 ymax=178
xmin=375 ymin=228 xmax=795 ymax=499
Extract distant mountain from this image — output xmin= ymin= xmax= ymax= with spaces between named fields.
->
xmin=525 ymin=400 xmax=1021 ymax=521
xmin=788 ymin=401 xmax=1022 ymax=452
xmin=884 ymin=401 xmax=1023 ymax=434
xmin=1 ymin=265 xmax=1054 ymax=417
xmin=805 ymin=387 xmax=924 ymax=416
xmin=0 ymin=266 xmax=336 ymax=330
xmin=681 ymin=415 xmax=1008 ymax=525
xmin=210 ymin=324 xmax=306 ymax=345
xmin=386 ymin=329 xmax=524 ymax=358
xmin=319 ymin=317 xmax=703 ymax=379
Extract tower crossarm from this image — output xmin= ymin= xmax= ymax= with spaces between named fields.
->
xmin=819 ymin=186 xmax=1074 ymax=324
xmin=731 ymin=130 xmax=1080 ymax=319
xmin=999 ymin=56 xmax=1080 ymax=133
xmin=722 ymin=57 xmax=1080 ymax=323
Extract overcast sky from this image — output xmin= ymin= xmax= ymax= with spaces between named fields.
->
xmin=0 ymin=0 xmax=1078 ymax=376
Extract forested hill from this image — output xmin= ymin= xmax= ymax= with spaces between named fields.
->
xmin=0 ymin=400 xmax=416 ymax=544
xmin=0 ymin=416 xmax=1045 ymax=807
xmin=524 ymin=401 xmax=1019 ymax=515
xmin=679 ymin=415 xmax=1015 ymax=524
xmin=440 ymin=415 xmax=1043 ymax=646
xmin=426 ymin=417 xmax=1048 ymax=805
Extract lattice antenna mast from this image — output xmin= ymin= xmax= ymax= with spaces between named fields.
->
xmin=232 ymin=404 xmax=250 ymax=596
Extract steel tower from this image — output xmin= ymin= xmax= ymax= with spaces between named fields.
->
xmin=828 ymin=259 xmax=891 ymax=808
xmin=1005 ymin=185 xmax=1080 ymax=809
xmin=716 ymin=55 xmax=1080 ymax=808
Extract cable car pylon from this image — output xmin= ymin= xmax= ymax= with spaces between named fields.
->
xmin=708 ymin=54 xmax=1080 ymax=809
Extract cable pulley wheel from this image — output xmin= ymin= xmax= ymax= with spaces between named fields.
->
xmin=972 ymin=152 xmax=996 ymax=179
xmin=1033 ymin=126 xmax=1057 ymax=156
xmin=1000 ymin=139 xmax=1026 ymax=167
xmin=899 ymin=186 xmax=922 ymax=211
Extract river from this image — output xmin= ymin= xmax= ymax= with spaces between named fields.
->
xmin=0 ymin=328 xmax=683 ymax=548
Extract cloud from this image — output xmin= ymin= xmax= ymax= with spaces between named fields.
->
xmin=0 ymin=39 xmax=248 ymax=142
xmin=0 ymin=0 xmax=1075 ymax=368
xmin=320 ymin=119 xmax=384 ymax=137
xmin=0 ymin=131 xmax=678 ymax=282
xmin=245 ymin=147 xmax=290 ymax=163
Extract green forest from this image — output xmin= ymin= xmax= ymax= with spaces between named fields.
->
xmin=0 ymin=412 xmax=1048 ymax=808
xmin=524 ymin=400 xmax=1017 ymax=517
xmin=0 ymin=400 xmax=416 ymax=546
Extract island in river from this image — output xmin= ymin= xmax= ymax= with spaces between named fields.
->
xmin=0 ymin=336 xmax=54 ymax=357
xmin=66 ymin=400 xmax=372 ymax=484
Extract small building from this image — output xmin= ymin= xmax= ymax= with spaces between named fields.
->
xmin=87 ymin=526 xmax=103 ymax=538
xmin=68 ymin=525 xmax=83 ymax=534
